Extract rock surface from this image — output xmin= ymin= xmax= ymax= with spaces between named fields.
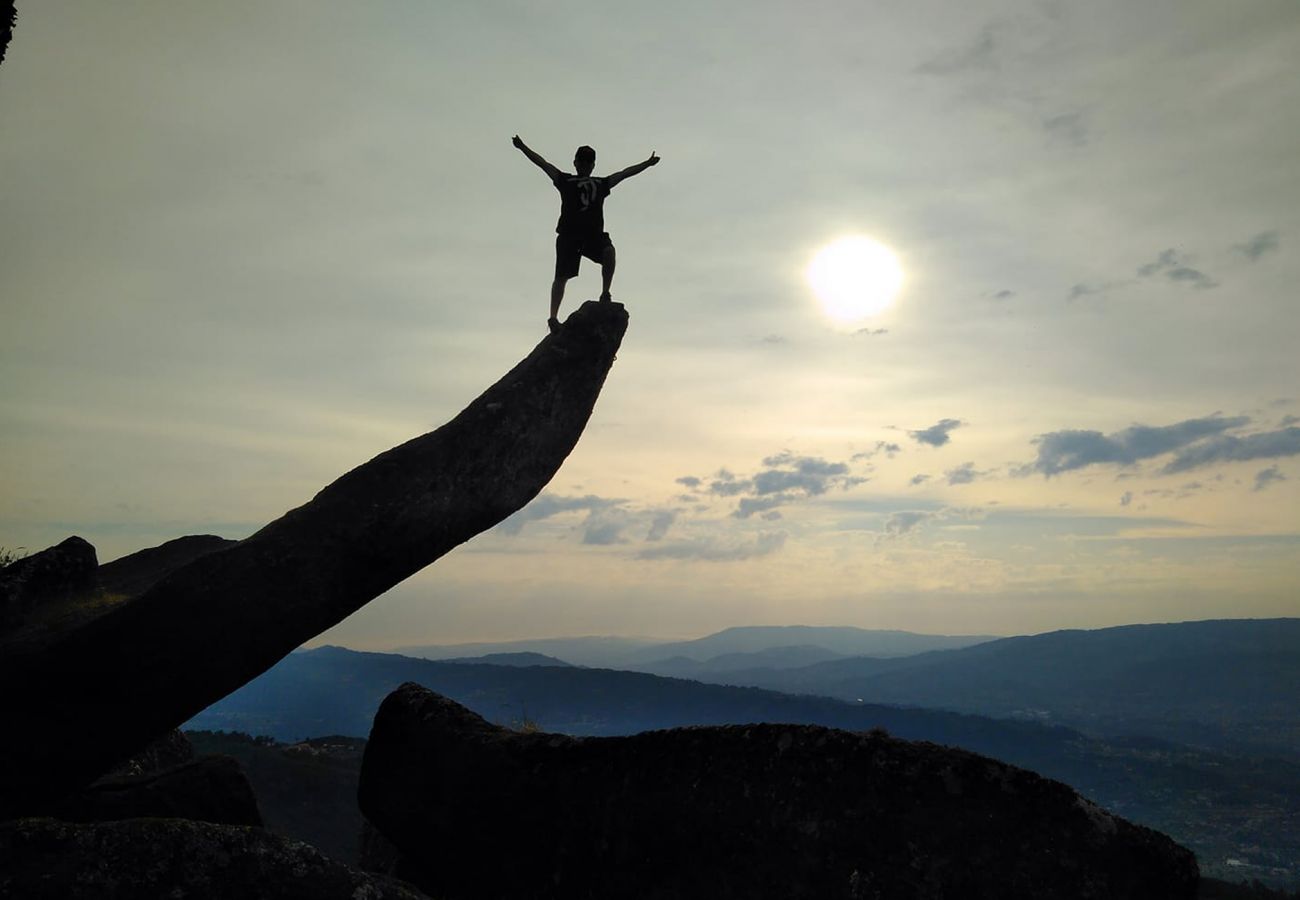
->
xmin=96 ymin=534 xmax=237 ymax=599
xmin=53 ymin=755 xmax=262 ymax=827
xmin=0 ymin=817 xmax=429 ymax=899
xmin=0 ymin=300 xmax=628 ymax=816
xmin=360 ymin=683 xmax=1200 ymax=900
xmin=0 ymin=536 xmax=97 ymax=629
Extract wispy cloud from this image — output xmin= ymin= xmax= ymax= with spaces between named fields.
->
xmin=1234 ymin=230 xmax=1280 ymax=262
xmin=917 ymin=26 xmax=998 ymax=76
xmin=944 ymin=462 xmax=986 ymax=485
xmin=1136 ymin=248 xmax=1217 ymax=290
xmin=498 ymin=494 xmax=623 ymax=535
xmin=637 ymin=531 xmax=787 ymax=562
xmin=1253 ymin=466 xmax=1286 ymax=492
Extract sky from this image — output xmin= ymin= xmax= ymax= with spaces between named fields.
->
xmin=2 ymin=1 xmax=1298 ymax=647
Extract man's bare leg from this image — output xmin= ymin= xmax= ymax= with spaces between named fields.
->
xmin=600 ymin=245 xmax=616 ymax=302
xmin=549 ymin=278 xmax=567 ymax=332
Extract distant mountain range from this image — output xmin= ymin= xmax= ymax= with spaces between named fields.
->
xmin=700 ymin=619 xmax=1300 ymax=760
xmin=395 ymin=624 xmax=998 ymax=671
xmin=187 ymin=638 xmax=1300 ymax=886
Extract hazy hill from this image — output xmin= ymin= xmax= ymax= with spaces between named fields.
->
xmin=625 ymin=624 xmax=998 ymax=664
xmin=394 ymin=635 xmax=659 ymax=668
xmin=710 ymin=619 xmax=1300 ymax=760
xmin=395 ymin=624 xmax=997 ymax=670
xmin=437 ymin=651 xmax=572 ymax=667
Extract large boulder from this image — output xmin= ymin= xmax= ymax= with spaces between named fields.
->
xmin=0 ymin=817 xmax=429 ymax=899
xmin=0 ymin=301 xmax=626 ymax=817
xmin=359 ymin=683 xmax=1200 ymax=900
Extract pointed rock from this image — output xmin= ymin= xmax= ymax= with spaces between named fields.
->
xmin=359 ymin=683 xmax=1199 ymax=900
xmin=0 ymin=301 xmax=627 ymax=815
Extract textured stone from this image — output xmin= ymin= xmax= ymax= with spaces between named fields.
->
xmin=0 ymin=817 xmax=429 ymax=899
xmin=360 ymin=683 xmax=1200 ymax=900
xmin=97 ymin=535 xmax=237 ymax=599
xmin=0 ymin=300 xmax=627 ymax=816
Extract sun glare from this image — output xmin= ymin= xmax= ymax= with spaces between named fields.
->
xmin=806 ymin=236 xmax=904 ymax=325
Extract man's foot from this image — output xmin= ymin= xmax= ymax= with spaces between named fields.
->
xmin=547 ymin=317 xmax=561 ymax=334
xmin=599 ymin=291 xmax=612 ymax=303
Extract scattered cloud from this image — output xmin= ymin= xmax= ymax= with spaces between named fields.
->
xmin=636 ymin=531 xmax=787 ymax=562
xmin=760 ymin=334 xmax=786 ymax=344
xmin=1120 ymin=491 xmax=1133 ymax=507
xmin=882 ymin=510 xmax=937 ymax=537
xmin=1234 ymin=230 xmax=1280 ymax=262
xmin=1136 ymin=248 xmax=1217 ymax=290
xmin=1162 ymin=426 xmax=1300 ymax=474
xmin=675 ymin=476 xmax=702 ymax=490
xmin=853 ymin=327 xmax=889 ymax=337
xmin=1021 ymin=415 xmax=1248 ymax=476
xmin=909 ymin=418 xmax=963 ymax=447
xmin=1253 ymin=466 xmax=1286 ymax=492
xmin=582 ymin=508 xmax=631 ymax=545
xmin=909 ymin=474 xmax=931 ymax=486
xmin=992 ymin=289 xmax=1015 ymax=300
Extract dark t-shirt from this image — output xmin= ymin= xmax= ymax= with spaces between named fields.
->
xmin=552 ymin=172 xmax=612 ymax=236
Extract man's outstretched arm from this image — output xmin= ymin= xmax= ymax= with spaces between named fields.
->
xmin=513 ymin=135 xmax=562 ymax=181
xmin=606 ymin=151 xmax=660 ymax=189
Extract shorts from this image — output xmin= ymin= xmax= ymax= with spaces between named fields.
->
xmin=555 ymin=231 xmax=614 ymax=280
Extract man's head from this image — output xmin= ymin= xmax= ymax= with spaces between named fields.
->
xmin=574 ymin=145 xmax=596 ymax=176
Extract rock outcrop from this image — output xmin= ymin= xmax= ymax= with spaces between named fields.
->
xmin=0 ymin=817 xmax=429 ymax=899
xmin=0 ymin=536 xmax=97 ymax=629
xmin=96 ymin=534 xmax=238 ymax=599
xmin=52 ymin=756 xmax=262 ymax=828
xmin=359 ymin=683 xmax=1200 ymax=900
xmin=0 ymin=301 xmax=628 ymax=816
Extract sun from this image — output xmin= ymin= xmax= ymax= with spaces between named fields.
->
xmin=806 ymin=235 xmax=904 ymax=325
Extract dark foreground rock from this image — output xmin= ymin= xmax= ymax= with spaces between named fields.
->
xmin=0 ymin=300 xmax=627 ymax=816
xmin=0 ymin=817 xmax=429 ymax=899
xmin=360 ymin=683 xmax=1200 ymax=900
xmin=53 ymin=755 xmax=262 ymax=827
xmin=96 ymin=534 xmax=238 ymax=599
xmin=0 ymin=536 xmax=97 ymax=629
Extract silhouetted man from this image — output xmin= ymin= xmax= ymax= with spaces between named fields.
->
xmin=513 ymin=135 xmax=660 ymax=333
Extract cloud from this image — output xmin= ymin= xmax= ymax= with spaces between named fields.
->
xmin=909 ymin=419 xmax=963 ymax=447
xmin=909 ymin=474 xmax=931 ymax=486
xmin=882 ymin=510 xmax=937 ymax=537
xmin=1136 ymin=248 xmax=1217 ymax=290
xmin=944 ymin=462 xmax=984 ymax=485
xmin=852 ymin=441 xmax=900 ymax=462
xmin=708 ymin=469 xmax=754 ymax=496
xmin=582 ymin=508 xmax=631 ymax=546
xmin=1162 ymin=426 xmax=1300 ymax=474
xmin=734 ymin=494 xmax=795 ymax=519
xmin=1253 ymin=466 xmax=1286 ymax=492
xmin=646 ymin=510 xmax=676 ymax=541
xmin=1120 ymin=491 xmax=1133 ymax=507
xmin=992 ymin=289 xmax=1015 ymax=300
xmin=853 ymin=327 xmax=889 ymax=337
xmin=498 ymin=494 xmax=622 ymax=535
xmin=1021 ymin=414 xmax=1249 ymax=477
xmin=675 ymin=476 xmax=702 ymax=490
xmin=1234 ymin=230 xmax=1280 ymax=262
xmin=918 ymin=26 xmax=998 ymax=75
xmin=1068 ymin=281 xmax=1122 ymax=301
xmin=1043 ymin=111 xmax=1088 ymax=147
xmin=636 ymin=531 xmax=787 ymax=562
